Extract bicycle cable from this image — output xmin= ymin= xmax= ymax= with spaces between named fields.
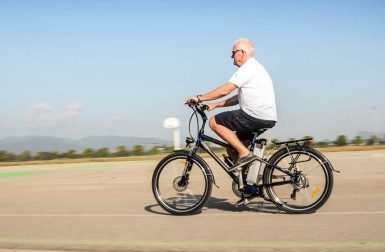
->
xmin=188 ymin=106 xmax=201 ymax=140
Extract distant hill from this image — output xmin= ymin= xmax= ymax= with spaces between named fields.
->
xmin=0 ymin=136 xmax=172 ymax=153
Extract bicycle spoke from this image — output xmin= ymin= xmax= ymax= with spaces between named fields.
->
xmin=303 ymin=160 xmax=328 ymax=175
xmin=265 ymin=148 xmax=333 ymax=213
xmin=153 ymin=153 xmax=211 ymax=215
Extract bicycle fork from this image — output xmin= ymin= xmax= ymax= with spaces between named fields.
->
xmin=179 ymin=146 xmax=220 ymax=188
xmin=178 ymin=156 xmax=194 ymax=188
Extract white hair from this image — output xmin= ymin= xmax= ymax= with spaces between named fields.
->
xmin=234 ymin=38 xmax=254 ymax=57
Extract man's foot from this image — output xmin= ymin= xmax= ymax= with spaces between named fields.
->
xmin=235 ymin=197 xmax=250 ymax=206
xmin=233 ymin=152 xmax=256 ymax=167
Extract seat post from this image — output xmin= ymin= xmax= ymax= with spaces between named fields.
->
xmin=252 ymin=128 xmax=269 ymax=142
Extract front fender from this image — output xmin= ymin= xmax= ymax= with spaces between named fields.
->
xmin=173 ymin=149 xmax=218 ymax=187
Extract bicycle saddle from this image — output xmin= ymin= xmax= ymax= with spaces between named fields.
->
xmin=251 ymin=128 xmax=269 ymax=137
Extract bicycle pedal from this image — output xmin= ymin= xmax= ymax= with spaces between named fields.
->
xmin=235 ymin=197 xmax=250 ymax=206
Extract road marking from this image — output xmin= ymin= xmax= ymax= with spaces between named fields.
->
xmin=0 ymin=237 xmax=384 ymax=250
xmin=0 ymin=211 xmax=384 ymax=217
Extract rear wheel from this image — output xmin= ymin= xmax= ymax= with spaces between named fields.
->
xmin=263 ymin=146 xmax=333 ymax=214
xmin=152 ymin=152 xmax=212 ymax=215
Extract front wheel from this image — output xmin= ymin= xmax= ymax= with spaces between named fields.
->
xmin=152 ymin=152 xmax=213 ymax=215
xmin=263 ymin=146 xmax=334 ymax=214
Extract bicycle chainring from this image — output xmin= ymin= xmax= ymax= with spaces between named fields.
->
xmin=232 ymin=181 xmax=252 ymax=198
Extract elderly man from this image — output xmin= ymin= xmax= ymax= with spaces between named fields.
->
xmin=187 ymin=38 xmax=277 ymax=166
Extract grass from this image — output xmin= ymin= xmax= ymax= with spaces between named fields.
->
xmin=0 ymin=171 xmax=46 ymax=178
xmin=0 ymin=145 xmax=384 ymax=167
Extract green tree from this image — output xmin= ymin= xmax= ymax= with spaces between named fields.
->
xmin=367 ymin=135 xmax=379 ymax=145
xmin=0 ymin=151 xmax=11 ymax=162
xmin=96 ymin=148 xmax=110 ymax=157
xmin=18 ymin=151 xmax=32 ymax=161
xmin=34 ymin=152 xmax=54 ymax=160
xmin=351 ymin=136 xmax=363 ymax=146
xmin=149 ymin=145 xmax=162 ymax=155
xmin=315 ymin=141 xmax=329 ymax=148
xmin=51 ymin=151 xmax=60 ymax=159
xmin=83 ymin=148 xmax=95 ymax=158
xmin=115 ymin=146 xmax=129 ymax=157
xmin=66 ymin=149 xmax=77 ymax=159
xmin=132 ymin=145 xmax=145 ymax=156
xmin=335 ymin=135 xmax=348 ymax=147
xmin=8 ymin=153 xmax=16 ymax=161
xmin=33 ymin=152 xmax=42 ymax=160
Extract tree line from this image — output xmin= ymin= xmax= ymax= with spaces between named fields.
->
xmin=0 ymin=145 xmax=172 ymax=162
xmin=0 ymin=135 xmax=383 ymax=162
xmin=269 ymin=135 xmax=384 ymax=148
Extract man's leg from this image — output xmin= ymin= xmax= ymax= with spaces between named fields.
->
xmin=209 ymin=117 xmax=250 ymax=158
xmin=226 ymin=148 xmax=238 ymax=162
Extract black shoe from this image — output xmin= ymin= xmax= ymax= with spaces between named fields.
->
xmin=233 ymin=152 xmax=256 ymax=167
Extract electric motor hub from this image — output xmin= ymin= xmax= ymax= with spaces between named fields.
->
xmin=173 ymin=176 xmax=188 ymax=192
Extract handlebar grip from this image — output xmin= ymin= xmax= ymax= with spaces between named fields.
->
xmin=189 ymin=99 xmax=198 ymax=105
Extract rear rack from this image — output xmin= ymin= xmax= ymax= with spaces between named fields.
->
xmin=272 ymin=138 xmax=313 ymax=147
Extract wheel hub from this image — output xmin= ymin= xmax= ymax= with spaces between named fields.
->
xmin=173 ymin=176 xmax=188 ymax=192
xmin=294 ymin=174 xmax=309 ymax=189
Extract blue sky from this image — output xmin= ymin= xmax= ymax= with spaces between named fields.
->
xmin=1 ymin=0 xmax=384 ymax=142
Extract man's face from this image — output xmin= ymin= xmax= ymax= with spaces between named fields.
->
xmin=231 ymin=45 xmax=246 ymax=67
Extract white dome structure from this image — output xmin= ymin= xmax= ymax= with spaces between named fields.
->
xmin=163 ymin=117 xmax=181 ymax=150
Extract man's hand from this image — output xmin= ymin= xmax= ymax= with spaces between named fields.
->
xmin=206 ymin=102 xmax=217 ymax=111
xmin=185 ymin=96 xmax=200 ymax=105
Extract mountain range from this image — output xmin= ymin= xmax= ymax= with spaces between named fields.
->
xmin=0 ymin=136 xmax=172 ymax=153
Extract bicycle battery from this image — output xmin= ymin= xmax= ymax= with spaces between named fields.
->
xmin=246 ymin=143 xmax=265 ymax=185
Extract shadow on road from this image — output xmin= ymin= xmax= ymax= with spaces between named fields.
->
xmin=144 ymin=203 xmax=173 ymax=215
xmin=204 ymin=196 xmax=282 ymax=214
xmin=144 ymin=196 xmax=283 ymax=215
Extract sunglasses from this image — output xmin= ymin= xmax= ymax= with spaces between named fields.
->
xmin=231 ymin=49 xmax=244 ymax=58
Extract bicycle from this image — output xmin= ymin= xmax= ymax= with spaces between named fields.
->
xmin=152 ymin=103 xmax=339 ymax=215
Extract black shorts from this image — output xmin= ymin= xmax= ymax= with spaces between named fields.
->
xmin=214 ymin=109 xmax=276 ymax=147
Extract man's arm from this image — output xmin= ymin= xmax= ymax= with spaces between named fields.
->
xmin=215 ymin=95 xmax=239 ymax=107
xmin=205 ymin=95 xmax=238 ymax=111
xmin=199 ymin=82 xmax=237 ymax=102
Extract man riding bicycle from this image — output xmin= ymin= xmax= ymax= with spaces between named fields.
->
xmin=186 ymin=38 xmax=277 ymax=167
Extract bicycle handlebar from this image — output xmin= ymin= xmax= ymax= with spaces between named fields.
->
xmin=188 ymin=102 xmax=208 ymax=112
xmin=185 ymin=101 xmax=211 ymax=142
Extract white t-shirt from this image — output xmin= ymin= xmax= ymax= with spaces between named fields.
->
xmin=229 ymin=57 xmax=277 ymax=121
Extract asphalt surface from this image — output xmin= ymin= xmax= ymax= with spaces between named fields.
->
xmin=0 ymin=150 xmax=384 ymax=252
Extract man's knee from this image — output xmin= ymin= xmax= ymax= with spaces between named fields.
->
xmin=209 ymin=116 xmax=217 ymax=131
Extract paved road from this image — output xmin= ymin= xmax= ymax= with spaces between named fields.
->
xmin=0 ymin=150 xmax=384 ymax=251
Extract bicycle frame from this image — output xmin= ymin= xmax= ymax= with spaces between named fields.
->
xmin=184 ymin=104 xmax=299 ymax=189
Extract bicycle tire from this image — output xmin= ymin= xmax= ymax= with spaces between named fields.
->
xmin=263 ymin=146 xmax=333 ymax=214
xmin=152 ymin=151 xmax=213 ymax=215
